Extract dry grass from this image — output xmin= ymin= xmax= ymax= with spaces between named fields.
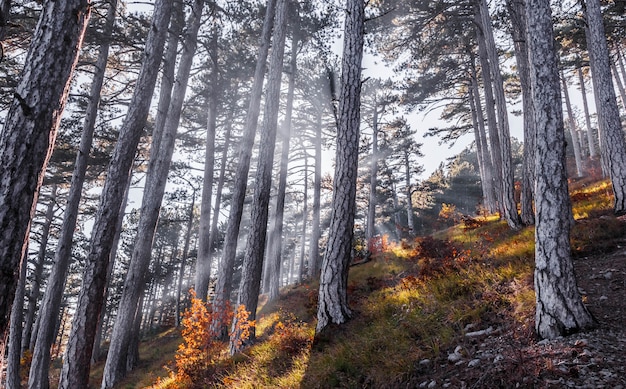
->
xmin=100 ymin=328 xmax=181 ymax=388
xmin=126 ymin=178 xmax=623 ymax=388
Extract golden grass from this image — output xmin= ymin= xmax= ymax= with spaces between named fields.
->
xmin=571 ymin=179 xmax=614 ymax=219
xmin=136 ymin=178 xmax=624 ymax=388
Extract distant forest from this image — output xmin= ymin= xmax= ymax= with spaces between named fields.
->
xmin=1 ymin=0 xmax=624 ymax=387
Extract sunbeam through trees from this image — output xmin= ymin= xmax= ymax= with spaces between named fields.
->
xmin=1 ymin=0 xmax=626 ymax=387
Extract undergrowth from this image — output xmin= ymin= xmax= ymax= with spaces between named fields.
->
xmin=141 ymin=178 xmax=624 ymax=388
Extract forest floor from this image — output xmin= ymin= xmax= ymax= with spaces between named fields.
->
xmin=82 ymin=179 xmax=626 ymax=389
xmin=403 ymin=224 xmax=626 ymax=389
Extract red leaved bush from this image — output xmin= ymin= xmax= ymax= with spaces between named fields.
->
xmin=416 ymin=236 xmax=470 ymax=278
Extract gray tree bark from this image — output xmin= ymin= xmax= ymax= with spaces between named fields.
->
xmin=0 ymin=0 xmax=90 ymax=357
xmin=176 ymin=190 xmax=196 ymax=327
xmin=142 ymin=275 xmax=158 ymax=333
xmin=0 ymin=0 xmax=10 ymax=61
xmin=211 ymin=0 xmax=277 ymax=340
xmin=577 ymin=65 xmax=597 ymax=159
xmin=316 ymin=0 xmax=364 ymax=334
xmin=21 ymin=184 xmax=57 ymax=356
xmin=59 ymin=2 xmax=172 ymax=387
xmin=616 ymin=46 xmax=626 ymax=91
xmin=610 ymin=60 xmax=626 ymax=112
xmin=207 ymin=111 xmax=233 ymax=276
xmin=527 ymin=0 xmax=596 ymax=339
xmin=308 ymin=106 xmax=323 ymax=279
xmin=92 ymin=175 xmax=131 ymax=364
xmin=561 ymin=71 xmax=584 ymax=177
xmin=287 ymin=244 xmax=296 ymax=285
xmin=469 ymin=56 xmax=498 ymax=214
xmin=478 ymin=0 xmax=522 ymax=230
xmin=590 ymin=71 xmax=607 ymax=176
xmin=404 ymin=149 xmax=415 ymax=233
xmin=195 ymin=27 xmax=219 ymax=302
xmin=475 ymin=24 xmax=504 ymax=215
xmin=28 ymin=3 xmax=117 ymax=386
xmin=268 ymin=30 xmax=298 ymax=301
xmin=584 ymin=0 xmax=626 ymax=214
xmin=101 ymin=2 xmax=204 ymax=387
xmin=506 ymin=0 xmax=535 ymax=225
xmin=152 ymin=0 xmax=184 ymax=155
xmin=366 ymin=98 xmax=379 ymax=242
xmin=229 ymin=0 xmax=287 ymax=354
xmin=6 ymin=240 xmax=28 ymax=389
xmin=392 ymin=180 xmax=403 ymax=239
xmin=126 ymin=293 xmax=144 ymax=368
xmin=299 ymin=157 xmax=309 ymax=282
xmin=469 ymin=75 xmax=492 ymax=213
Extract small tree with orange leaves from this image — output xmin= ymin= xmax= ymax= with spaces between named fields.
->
xmin=228 ymin=304 xmax=256 ymax=355
xmin=172 ymin=290 xmax=233 ymax=386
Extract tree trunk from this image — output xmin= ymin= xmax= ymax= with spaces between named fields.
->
xmin=59 ymin=3 xmax=172 ymax=388
xmin=52 ymin=303 xmax=67 ymax=359
xmin=561 ymin=71 xmax=584 ymax=177
xmin=366 ymin=99 xmax=379 ymax=241
xmin=577 ymin=65 xmax=597 ymax=159
xmin=316 ymin=0 xmax=364 ymax=334
xmin=207 ymin=111 xmax=234 ymax=273
xmin=617 ymin=45 xmax=626 ymax=86
xmin=615 ymin=47 xmax=626 ymax=112
xmin=195 ymin=27 xmax=219 ymax=302
xmin=95 ymin=307 xmax=112 ymax=362
xmin=92 ymin=177 xmax=131 ymax=364
xmin=469 ymin=56 xmax=498 ymax=214
xmin=288 ymin=237 xmax=296 ymax=285
xmin=584 ymin=0 xmax=626 ymax=214
xmin=157 ymin=249 xmax=177 ymax=326
xmin=229 ymin=0 xmax=287 ymax=354
xmin=28 ymin=5 xmax=117 ymax=381
xmin=151 ymin=0 xmax=184 ymax=154
xmin=141 ymin=277 xmax=157 ymax=333
xmin=469 ymin=73 xmax=491 ymax=213
xmin=590 ymin=71 xmax=608 ymax=176
xmin=268 ymin=30 xmax=298 ymax=301
xmin=126 ymin=293 xmax=144 ymax=370
xmin=0 ymin=0 xmax=90 ymax=352
xmin=21 ymin=184 xmax=57 ymax=357
xmin=299 ymin=157 xmax=309 ymax=282
xmin=475 ymin=25 xmax=503 ymax=215
xmin=478 ymin=0 xmax=522 ymax=230
xmin=0 ymin=0 xmax=10 ymax=57
xmin=6 ymin=240 xmax=28 ymax=389
xmin=176 ymin=192 xmax=195 ymax=327
xmin=403 ymin=149 xmax=415 ymax=233
xmin=392 ymin=180 xmax=403 ymax=239
xmin=102 ymin=3 xmax=204 ymax=386
xmin=308 ymin=107 xmax=323 ymax=279
xmin=506 ymin=0 xmax=535 ymax=225
xmin=610 ymin=60 xmax=626 ymax=112
xmin=527 ymin=0 xmax=596 ymax=339
xmin=147 ymin=283 xmax=160 ymax=334
xmin=212 ymin=0 xmax=277 ymax=340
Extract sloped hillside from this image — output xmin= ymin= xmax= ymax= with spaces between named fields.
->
xmin=89 ymin=179 xmax=626 ymax=388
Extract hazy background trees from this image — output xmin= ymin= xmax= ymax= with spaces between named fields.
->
xmin=3 ymin=0 xmax=626 ymax=385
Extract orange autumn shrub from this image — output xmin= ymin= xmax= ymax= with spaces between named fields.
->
xmin=229 ymin=304 xmax=256 ymax=353
xmin=166 ymin=290 xmax=233 ymax=387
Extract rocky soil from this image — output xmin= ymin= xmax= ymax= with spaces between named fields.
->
xmin=404 ymin=234 xmax=626 ymax=388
